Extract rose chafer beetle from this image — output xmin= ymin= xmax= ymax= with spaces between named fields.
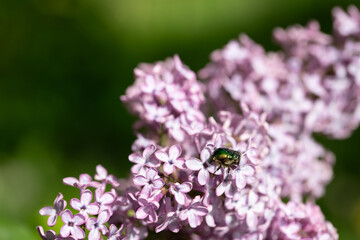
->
xmin=209 ymin=148 xmax=241 ymax=173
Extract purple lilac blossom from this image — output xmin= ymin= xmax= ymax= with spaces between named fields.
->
xmin=70 ymin=190 xmax=100 ymax=219
xmin=63 ymin=173 xmax=101 ymax=191
xmin=36 ymin=226 xmax=57 ymax=240
xmin=86 ymin=210 xmax=111 ymax=240
xmin=200 ymin=8 xmax=360 ymax=139
xmin=121 ymin=55 xmax=205 ymax=144
xmin=39 ymin=193 xmax=67 ymax=227
xmin=268 ymin=201 xmax=339 ymax=239
xmin=60 ymin=210 xmax=86 ymax=239
xmin=36 ymin=6 xmax=360 ymax=239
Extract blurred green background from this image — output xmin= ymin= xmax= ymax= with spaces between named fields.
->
xmin=1 ymin=0 xmax=360 ymax=239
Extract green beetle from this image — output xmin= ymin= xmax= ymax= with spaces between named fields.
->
xmin=209 ymin=148 xmax=241 ymax=173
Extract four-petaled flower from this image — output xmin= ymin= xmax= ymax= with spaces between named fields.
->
xmin=106 ymin=224 xmax=124 ymax=240
xmin=86 ymin=210 xmax=111 ymax=240
xmin=155 ymin=145 xmax=185 ymax=175
xmin=70 ymin=189 xmax=100 ymax=219
xmin=185 ymin=147 xmax=213 ymax=185
xmin=233 ymin=159 xmax=255 ymax=189
xmin=39 ymin=193 xmax=67 ymax=227
xmin=94 ymin=187 xmax=116 ymax=213
xmin=169 ymin=182 xmax=192 ymax=205
xmin=95 ymin=165 xmax=120 ymax=188
xmin=133 ymin=168 xmax=164 ymax=197
xmin=60 ymin=209 xmax=86 ymax=239
xmin=63 ymin=174 xmax=101 ymax=191
xmin=179 ymin=196 xmax=208 ymax=228
xmin=236 ymin=190 xmax=265 ymax=230
xmin=128 ymin=144 xmax=159 ymax=174
xmin=135 ymin=198 xmax=160 ymax=223
xmin=155 ymin=211 xmax=182 ymax=233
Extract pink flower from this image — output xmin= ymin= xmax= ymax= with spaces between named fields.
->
xmin=60 ymin=210 xmax=86 ymax=239
xmin=233 ymin=160 xmax=255 ymax=189
xmin=36 ymin=226 xmax=57 ymax=240
xmin=179 ymin=196 xmax=208 ymax=228
xmin=94 ymin=187 xmax=116 ymax=212
xmin=155 ymin=209 xmax=182 ymax=233
xmin=39 ymin=193 xmax=66 ymax=227
xmin=169 ymin=182 xmax=192 ymax=205
xmin=155 ymin=145 xmax=185 ymax=175
xmin=70 ymin=190 xmax=100 ymax=218
xmin=236 ymin=191 xmax=265 ymax=230
xmin=95 ymin=165 xmax=119 ymax=188
xmin=216 ymin=177 xmax=237 ymax=198
xmin=128 ymin=144 xmax=159 ymax=174
xmin=63 ymin=174 xmax=101 ymax=190
xmin=86 ymin=210 xmax=111 ymax=240
xmin=143 ymin=103 xmax=170 ymax=123
xmin=333 ymin=5 xmax=360 ymax=38
xmin=133 ymin=168 xmax=164 ymax=197
xmin=185 ymin=147 xmax=212 ymax=185
xmin=106 ymin=224 xmax=124 ymax=240
xmin=135 ymin=198 xmax=160 ymax=223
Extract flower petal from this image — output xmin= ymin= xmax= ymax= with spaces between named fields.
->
xmin=148 ymin=209 xmax=158 ymax=223
xmin=63 ymin=177 xmax=78 ymax=186
xmin=241 ymin=165 xmax=255 ymax=176
xmin=200 ymin=148 xmax=211 ymax=162
xmin=143 ymin=144 xmax=156 ymax=159
xmin=71 ymin=226 xmax=85 ymax=239
xmin=154 ymin=150 xmax=169 ymax=162
xmin=180 ymin=182 xmax=192 ymax=193
xmin=73 ymin=214 xmax=86 ymax=225
xmin=136 ymin=206 xmax=149 ymax=219
xmin=187 ymin=212 xmax=199 ymax=228
xmin=133 ymin=175 xmax=147 ymax=186
xmin=87 ymin=203 xmax=100 ymax=215
xmin=70 ymin=198 xmax=82 ymax=211
xmin=61 ymin=210 xmax=73 ymax=223
xmin=163 ymin=163 xmax=175 ymax=175
xmin=60 ymin=225 xmax=71 ymax=238
xmin=174 ymin=192 xmax=185 ymax=205
xmin=100 ymin=192 xmax=116 ymax=205
xmin=147 ymin=169 xmax=158 ymax=179
xmin=235 ymin=173 xmax=246 ymax=189
xmin=168 ymin=221 xmax=181 ymax=233
xmin=155 ymin=219 xmax=169 ymax=233
xmin=98 ymin=210 xmax=110 ymax=224
xmin=169 ymin=145 xmax=181 ymax=159
xmin=152 ymin=178 xmax=164 ymax=189
xmin=95 ymin=165 xmax=107 ymax=180
xmin=198 ymin=168 xmax=209 ymax=186
xmin=185 ymin=158 xmax=203 ymax=171
xmin=79 ymin=174 xmax=92 ymax=184
xmin=81 ymin=190 xmax=93 ymax=205
xmin=39 ymin=206 xmax=55 ymax=216
xmin=246 ymin=210 xmax=258 ymax=229
xmin=128 ymin=153 xmax=144 ymax=164
xmin=252 ymin=201 xmax=265 ymax=214
xmin=248 ymin=191 xmax=258 ymax=206
xmin=47 ymin=214 xmax=57 ymax=227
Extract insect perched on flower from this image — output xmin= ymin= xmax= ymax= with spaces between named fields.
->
xmin=209 ymin=148 xmax=241 ymax=173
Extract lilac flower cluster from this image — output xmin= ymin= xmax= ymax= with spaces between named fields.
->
xmin=121 ymin=55 xmax=205 ymax=144
xmin=200 ymin=6 xmax=360 ymax=139
xmin=37 ymin=6 xmax=360 ymax=240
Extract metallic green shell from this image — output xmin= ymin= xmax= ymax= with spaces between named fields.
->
xmin=209 ymin=148 xmax=241 ymax=168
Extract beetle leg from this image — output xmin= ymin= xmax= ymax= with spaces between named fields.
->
xmin=214 ymin=165 xmax=221 ymax=174
xmin=223 ymin=168 xmax=231 ymax=180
